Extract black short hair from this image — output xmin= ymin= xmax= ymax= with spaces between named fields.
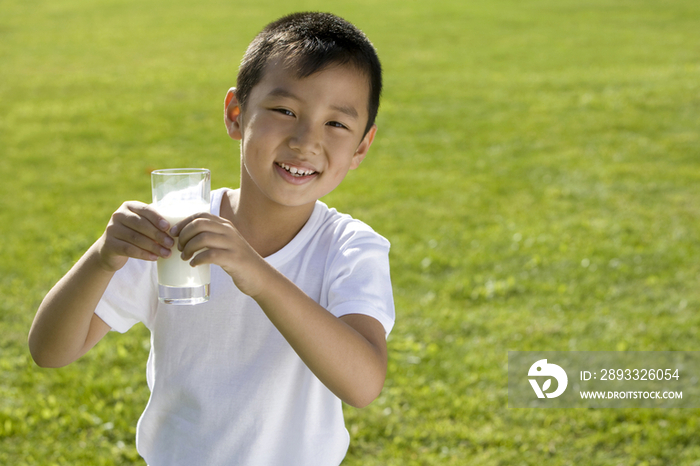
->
xmin=236 ymin=12 xmax=382 ymax=136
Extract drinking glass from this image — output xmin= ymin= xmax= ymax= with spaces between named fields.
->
xmin=151 ymin=168 xmax=211 ymax=305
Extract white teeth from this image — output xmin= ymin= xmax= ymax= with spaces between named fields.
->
xmin=278 ymin=162 xmax=316 ymax=176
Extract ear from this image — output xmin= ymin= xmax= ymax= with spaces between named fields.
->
xmin=349 ymin=124 xmax=377 ymax=170
xmin=224 ymin=87 xmax=242 ymax=140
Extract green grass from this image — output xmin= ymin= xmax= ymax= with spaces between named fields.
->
xmin=2 ymin=0 xmax=700 ymax=464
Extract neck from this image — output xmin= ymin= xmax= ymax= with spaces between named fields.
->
xmin=221 ymin=173 xmax=316 ymax=258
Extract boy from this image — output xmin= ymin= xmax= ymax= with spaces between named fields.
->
xmin=28 ymin=12 xmax=394 ymax=466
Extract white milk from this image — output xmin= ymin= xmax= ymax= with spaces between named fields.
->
xmin=156 ymin=202 xmax=210 ymax=287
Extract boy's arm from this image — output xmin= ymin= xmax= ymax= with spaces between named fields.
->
xmin=29 ymin=244 xmax=116 ymax=367
xmin=29 ymin=202 xmax=173 ymax=368
xmin=176 ymin=213 xmax=388 ymax=408
xmin=253 ymin=269 xmax=388 ymax=408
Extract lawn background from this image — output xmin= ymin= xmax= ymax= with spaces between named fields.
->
xmin=2 ymin=0 xmax=700 ymax=464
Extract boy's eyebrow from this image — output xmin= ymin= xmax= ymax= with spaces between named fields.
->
xmin=331 ymin=104 xmax=359 ymax=120
xmin=268 ymin=87 xmax=298 ymax=100
xmin=267 ymin=87 xmax=359 ymax=119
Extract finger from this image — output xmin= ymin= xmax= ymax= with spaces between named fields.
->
xmin=106 ymin=221 xmax=172 ymax=259
xmin=179 ymin=231 xmax=229 ymax=261
xmin=103 ymin=233 xmax=161 ymax=262
xmin=177 ymin=217 xmax=234 ymax=257
xmin=187 ymin=248 xmax=218 ymax=268
xmin=126 ymin=202 xmax=171 ymax=232
xmin=175 ymin=215 xmax=222 ymax=248
xmin=169 ymin=212 xmax=216 ymax=237
xmin=186 ymin=247 xmax=239 ymax=268
xmin=114 ymin=204 xmax=174 ymax=249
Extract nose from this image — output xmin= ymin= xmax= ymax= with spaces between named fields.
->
xmin=288 ymin=121 xmax=321 ymax=155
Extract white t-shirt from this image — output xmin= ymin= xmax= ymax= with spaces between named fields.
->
xmin=95 ymin=188 xmax=395 ymax=466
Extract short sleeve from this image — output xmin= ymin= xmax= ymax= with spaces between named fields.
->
xmin=94 ymin=258 xmax=158 ymax=333
xmin=326 ymin=230 xmax=395 ymax=336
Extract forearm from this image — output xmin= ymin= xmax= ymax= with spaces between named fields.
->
xmin=29 ymin=240 xmax=115 ymax=367
xmin=251 ymin=264 xmax=387 ymax=408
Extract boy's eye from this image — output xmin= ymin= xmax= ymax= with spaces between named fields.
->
xmin=273 ymin=108 xmax=295 ymax=117
xmin=327 ymin=121 xmax=348 ymax=130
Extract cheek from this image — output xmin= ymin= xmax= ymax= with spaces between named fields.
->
xmin=242 ymin=112 xmax=279 ymax=138
xmin=323 ymin=157 xmax=355 ymax=185
xmin=241 ymin=119 xmax=278 ymax=156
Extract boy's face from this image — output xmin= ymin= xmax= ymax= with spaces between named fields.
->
xmin=225 ymin=60 xmax=376 ymax=209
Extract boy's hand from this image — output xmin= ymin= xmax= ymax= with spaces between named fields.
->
xmin=172 ymin=213 xmax=267 ymax=297
xmin=96 ymin=201 xmax=174 ymax=272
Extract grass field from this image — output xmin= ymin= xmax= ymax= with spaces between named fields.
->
xmin=2 ymin=0 xmax=700 ymax=464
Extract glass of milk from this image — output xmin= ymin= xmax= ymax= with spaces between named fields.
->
xmin=151 ymin=168 xmax=211 ymax=305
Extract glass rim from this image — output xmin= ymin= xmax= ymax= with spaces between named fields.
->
xmin=151 ymin=168 xmax=210 ymax=176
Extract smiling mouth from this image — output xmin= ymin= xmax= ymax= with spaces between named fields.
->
xmin=276 ymin=162 xmax=318 ymax=177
